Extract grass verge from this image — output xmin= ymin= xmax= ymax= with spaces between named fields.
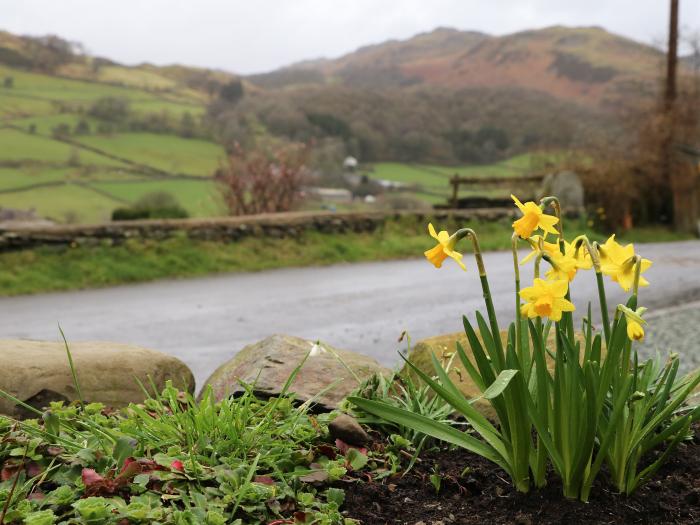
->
xmin=0 ymin=217 xmax=693 ymax=296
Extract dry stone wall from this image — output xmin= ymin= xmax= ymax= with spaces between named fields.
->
xmin=0 ymin=209 xmax=513 ymax=251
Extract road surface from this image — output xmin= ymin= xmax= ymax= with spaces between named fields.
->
xmin=1 ymin=240 xmax=699 ymax=387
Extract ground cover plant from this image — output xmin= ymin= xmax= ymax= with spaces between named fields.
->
xmin=350 ymin=194 xmax=700 ymax=501
xmin=0 ymin=366 xmax=366 ymax=524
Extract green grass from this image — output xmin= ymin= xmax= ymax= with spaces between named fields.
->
xmin=0 ymin=91 xmax=56 ymax=118
xmin=0 ymin=167 xmax=147 ymax=192
xmin=129 ymin=99 xmax=205 ymax=117
xmin=6 ymin=114 xmax=100 ymax=136
xmin=74 ymin=133 xmax=225 ymax=175
xmin=0 ymin=183 xmax=121 ymax=223
xmin=94 ymin=178 xmax=223 ymax=216
xmin=368 ymin=152 xmax=570 ymax=205
xmin=0 ymin=167 xmax=69 ymax=190
xmin=0 ymin=216 xmax=691 ymax=296
xmin=0 ymin=128 xmax=125 ymax=166
xmin=0 ymin=65 xmax=165 ymax=103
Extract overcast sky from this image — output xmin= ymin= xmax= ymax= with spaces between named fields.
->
xmin=3 ymin=0 xmax=699 ymax=74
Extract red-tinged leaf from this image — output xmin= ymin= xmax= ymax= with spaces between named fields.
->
xmin=314 ymin=444 xmax=337 ymax=460
xmin=28 ymin=490 xmax=45 ymax=501
xmin=116 ymin=461 xmax=141 ymax=482
xmin=335 ymin=439 xmax=367 ymax=456
xmin=293 ymin=511 xmax=308 ymax=523
xmin=298 ymin=463 xmax=329 ymax=483
xmin=170 ymin=460 xmax=184 ymax=472
xmin=81 ymin=468 xmax=105 ymax=486
xmin=335 ymin=438 xmax=350 ymax=455
xmin=267 ymin=520 xmax=294 ymax=525
xmin=26 ymin=462 xmax=42 ymax=477
xmin=1 ymin=465 xmax=20 ymax=481
xmin=254 ymin=475 xmax=274 ymax=485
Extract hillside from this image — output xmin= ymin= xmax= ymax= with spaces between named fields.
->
xmin=0 ymin=31 xmax=238 ymax=223
xmin=250 ymin=26 xmax=666 ymax=108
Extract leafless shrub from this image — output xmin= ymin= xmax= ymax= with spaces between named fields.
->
xmin=215 ymin=143 xmax=309 ymax=216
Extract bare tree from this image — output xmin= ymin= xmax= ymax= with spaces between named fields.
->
xmin=215 ymin=143 xmax=309 ymax=216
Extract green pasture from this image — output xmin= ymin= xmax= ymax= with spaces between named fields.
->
xmin=368 ymin=152 xmax=570 ymax=205
xmin=95 ymin=178 xmax=223 ymax=216
xmin=0 ymin=91 xmax=55 ymax=118
xmin=96 ymin=65 xmax=178 ymax=90
xmin=129 ymin=98 xmax=205 ymax=117
xmin=0 ymin=183 xmax=121 ymax=223
xmin=6 ymin=113 xmax=100 ymax=136
xmin=0 ymin=128 xmax=126 ymax=166
xmin=0 ymin=167 xmax=147 ymax=192
xmin=74 ymin=132 xmax=225 ymax=175
xmin=0 ymin=65 xmax=162 ymax=103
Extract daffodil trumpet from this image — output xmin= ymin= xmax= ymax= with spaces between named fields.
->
xmin=617 ymin=304 xmax=647 ymax=342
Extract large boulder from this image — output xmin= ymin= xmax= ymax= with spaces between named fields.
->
xmin=201 ymin=334 xmax=391 ymax=410
xmin=0 ymin=340 xmax=194 ymax=418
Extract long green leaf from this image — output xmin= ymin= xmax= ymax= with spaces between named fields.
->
xmin=348 ymin=397 xmax=510 ymax=473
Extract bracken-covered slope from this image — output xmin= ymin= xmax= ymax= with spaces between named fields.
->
xmin=250 ymin=26 xmax=667 ymax=109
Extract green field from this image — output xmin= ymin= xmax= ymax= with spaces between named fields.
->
xmin=0 ymin=57 xmax=234 ymax=222
xmin=0 ymin=183 xmax=121 ymax=223
xmin=367 ymin=152 xmax=565 ymax=205
xmin=75 ymin=133 xmax=225 ymax=175
xmin=94 ymin=178 xmax=222 ymax=216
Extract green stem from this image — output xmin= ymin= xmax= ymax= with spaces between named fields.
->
xmin=595 ymin=271 xmax=611 ymax=347
xmin=455 ymin=228 xmax=504 ymax=357
xmin=511 ymin=234 xmax=525 ymax=369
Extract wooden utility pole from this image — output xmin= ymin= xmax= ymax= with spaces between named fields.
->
xmin=662 ymin=0 xmax=694 ymax=231
xmin=665 ymin=0 xmax=679 ymax=110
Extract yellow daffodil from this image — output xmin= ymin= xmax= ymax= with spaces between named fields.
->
xmin=519 ymin=235 xmax=559 ymax=265
xmin=618 ymin=305 xmax=648 ymax=342
xmin=598 ymin=235 xmax=652 ymax=292
xmin=511 ymin=195 xmax=559 ymax=239
xmin=424 ymin=223 xmax=466 ymax=271
xmin=520 ymin=237 xmax=592 ymax=282
xmin=519 ymin=278 xmax=575 ymax=322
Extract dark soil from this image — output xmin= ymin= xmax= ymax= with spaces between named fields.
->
xmin=342 ymin=424 xmax=700 ymax=525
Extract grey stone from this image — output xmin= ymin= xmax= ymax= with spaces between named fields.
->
xmin=328 ymin=413 xmax=369 ymax=446
xmin=201 ymin=334 xmax=392 ymax=410
xmin=540 ymin=171 xmax=584 ymax=215
xmin=0 ymin=340 xmax=195 ymax=417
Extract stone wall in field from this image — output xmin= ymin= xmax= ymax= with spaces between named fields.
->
xmin=0 ymin=208 xmax=513 ymax=251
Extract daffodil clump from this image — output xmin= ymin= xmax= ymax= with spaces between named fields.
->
xmin=353 ymin=195 xmax=700 ymax=502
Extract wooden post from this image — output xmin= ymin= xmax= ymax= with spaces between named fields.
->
xmin=450 ymin=174 xmax=459 ymax=208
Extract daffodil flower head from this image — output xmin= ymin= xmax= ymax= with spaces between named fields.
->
xmin=599 ymin=235 xmax=652 ymax=292
xmin=511 ymin=195 xmax=559 ymax=239
xmin=519 ymin=278 xmax=575 ymax=322
xmin=519 ymin=235 xmax=559 ymax=265
xmin=618 ymin=305 xmax=648 ymax=342
xmin=545 ymin=251 xmax=579 ymax=282
xmin=424 ymin=223 xmax=466 ymax=271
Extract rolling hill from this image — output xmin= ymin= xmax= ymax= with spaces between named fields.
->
xmin=250 ymin=26 xmax=667 ymax=109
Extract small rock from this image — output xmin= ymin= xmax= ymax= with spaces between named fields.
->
xmin=328 ymin=414 xmax=369 ymax=446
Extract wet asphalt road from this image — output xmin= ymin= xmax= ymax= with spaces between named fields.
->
xmin=1 ymin=240 xmax=699 ymax=388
